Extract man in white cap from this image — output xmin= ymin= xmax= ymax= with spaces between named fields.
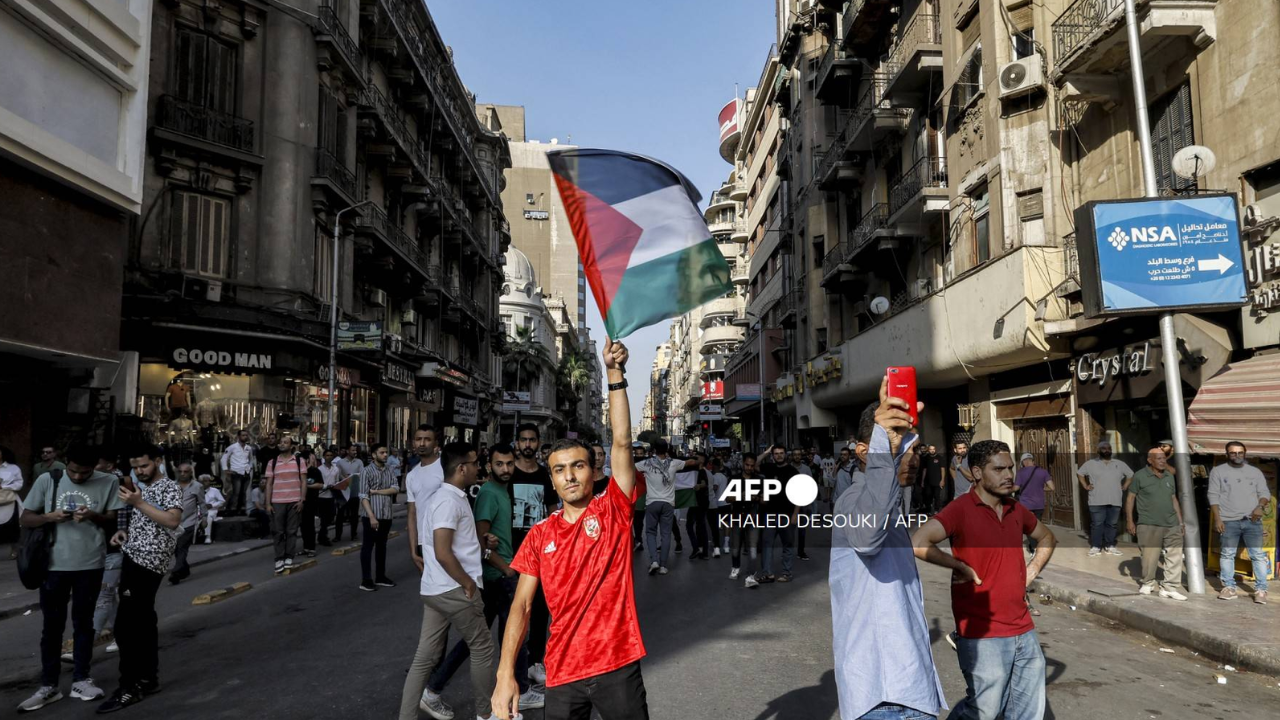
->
xmin=1077 ymin=440 xmax=1133 ymax=557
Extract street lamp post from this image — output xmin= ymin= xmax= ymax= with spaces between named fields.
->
xmin=735 ymin=308 xmax=766 ymax=450
xmin=328 ymin=199 xmax=376 ymax=449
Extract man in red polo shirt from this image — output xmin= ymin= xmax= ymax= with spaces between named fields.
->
xmin=492 ymin=338 xmax=648 ymax=720
xmin=912 ymin=439 xmax=1056 ymax=720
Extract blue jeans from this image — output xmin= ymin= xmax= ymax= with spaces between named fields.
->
xmin=949 ymin=630 xmax=1045 ymax=720
xmin=761 ymin=525 xmax=795 ymax=576
xmin=644 ymin=501 xmax=675 ymax=567
xmin=860 ymin=703 xmax=935 ymax=719
xmin=1219 ymin=519 xmax=1270 ymax=592
xmin=1088 ymin=504 xmax=1121 ymax=549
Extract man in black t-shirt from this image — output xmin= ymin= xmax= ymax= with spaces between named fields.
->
xmin=509 ymin=422 xmax=555 ymax=688
xmin=757 ymin=445 xmax=799 ymax=583
xmin=917 ymin=443 xmax=944 ymax=514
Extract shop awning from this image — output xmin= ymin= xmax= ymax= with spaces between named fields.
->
xmin=1187 ymin=354 xmax=1280 ymax=458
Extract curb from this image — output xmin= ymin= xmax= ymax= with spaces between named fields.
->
xmin=388 ymin=530 xmax=401 ymax=539
xmin=283 ymin=558 xmax=317 ymax=575
xmin=331 ymin=544 xmax=360 ymax=556
xmin=1030 ymin=576 xmax=1280 ymax=677
xmin=192 ymin=582 xmax=253 ymax=605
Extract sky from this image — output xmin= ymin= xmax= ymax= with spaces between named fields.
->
xmin=430 ymin=0 xmax=778 ymax=429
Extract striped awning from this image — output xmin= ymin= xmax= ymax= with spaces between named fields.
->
xmin=1187 ymin=354 xmax=1280 ymax=458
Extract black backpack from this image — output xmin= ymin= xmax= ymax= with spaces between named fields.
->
xmin=17 ymin=470 xmax=60 ymax=590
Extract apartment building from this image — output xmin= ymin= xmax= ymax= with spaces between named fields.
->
xmin=121 ymin=0 xmax=510 ymax=454
xmin=0 ymin=0 xmax=155 ymax=471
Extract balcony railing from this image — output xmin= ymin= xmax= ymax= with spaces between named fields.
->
xmin=374 ymin=0 xmax=497 ymax=205
xmin=849 ymin=203 xmax=891 ymax=255
xmin=317 ymin=4 xmax=364 ymax=81
xmin=357 ymin=203 xmax=429 ymax=270
xmin=881 ymin=12 xmax=941 ymax=80
xmin=1053 ymin=0 xmax=1126 ymax=66
xmin=360 ymin=84 xmax=419 ymax=167
xmin=314 ymin=147 xmax=359 ymax=201
xmin=889 ymin=157 xmax=948 ymax=217
xmin=155 ymin=95 xmax=255 ymax=153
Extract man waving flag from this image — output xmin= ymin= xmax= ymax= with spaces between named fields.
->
xmin=548 ymin=149 xmax=734 ymax=339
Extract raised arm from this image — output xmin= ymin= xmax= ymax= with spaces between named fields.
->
xmin=603 ymin=338 xmax=636 ymax=499
xmin=845 ymin=376 xmax=920 ymax=555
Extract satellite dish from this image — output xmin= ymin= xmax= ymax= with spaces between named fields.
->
xmin=869 ymin=296 xmax=890 ymax=315
xmin=1172 ymin=145 xmax=1216 ymax=181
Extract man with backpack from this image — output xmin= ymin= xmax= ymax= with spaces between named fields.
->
xmin=17 ymin=445 xmax=124 ymax=712
xmin=264 ymin=435 xmax=307 ymax=574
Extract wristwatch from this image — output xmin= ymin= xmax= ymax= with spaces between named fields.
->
xmin=483 ymin=549 xmax=492 ymax=560
xmin=608 ymin=379 xmax=628 ymax=391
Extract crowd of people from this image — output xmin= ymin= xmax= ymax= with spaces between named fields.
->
xmin=7 ymin=340 xmax=1274 ymax=720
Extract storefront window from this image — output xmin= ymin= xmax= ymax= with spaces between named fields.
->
xmin=137 ymin=363 xmax=283 ymax=463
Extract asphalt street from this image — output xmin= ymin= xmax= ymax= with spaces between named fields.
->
xmin=2 ymin=525 xmax=1277 ymax=719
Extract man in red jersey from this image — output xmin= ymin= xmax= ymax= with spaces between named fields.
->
xmin=492 ymin=338 xmax=647 ymax=720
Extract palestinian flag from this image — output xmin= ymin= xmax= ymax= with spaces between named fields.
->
xmin=547 ymin=149 xmax=734 ymax=339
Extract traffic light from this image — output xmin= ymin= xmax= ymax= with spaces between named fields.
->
xmin=702 ymin=422 xmax=710 ymax=432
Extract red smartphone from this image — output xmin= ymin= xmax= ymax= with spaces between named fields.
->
xmin=886 ymin=366 xmax=919 ymax=427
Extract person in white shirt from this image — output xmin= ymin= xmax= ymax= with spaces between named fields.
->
xmin=406 ymin=424 xmax=444 ymax=574
xmin=314 ymin=447 xmax=343 ymax=546
xmin=636 ymin=438 xmax=691 ymax=575
xmin=708 ymin=457 xmax=730 ymax=555
xmin=220 ymin=429 xmax=256 ymax=515
xmin=201 ymin=477 xmax=225 ymax=544
xmin=398 ymin=441 xmax=496 ymax=720
xmin=0 ymin=446 xmax=24 ymax=557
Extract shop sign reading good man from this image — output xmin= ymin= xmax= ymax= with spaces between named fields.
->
xmin=172 ymin=347 xmax=272 ymax=370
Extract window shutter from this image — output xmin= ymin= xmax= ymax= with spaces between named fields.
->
xmin=173 ymin=28 xmax=204 ymax=104
xmin=206 ymin=38 xmax=237 ymax=113
xmin=1009 ymin=3 xmax=1034 ymax=33
xmin=1150 ymin=81 xmax=1194 ymax=192
xmin=960 ymin=14 xmax=981 ymax=52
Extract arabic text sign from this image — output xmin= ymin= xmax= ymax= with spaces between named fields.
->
xmin=1077 ymin=195 xmax=1247 ymax=316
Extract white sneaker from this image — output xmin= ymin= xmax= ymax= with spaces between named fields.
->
xmin=945 ymin=631 xmax=959 ymax=651
xmin=18 ymin=686 xmax=62 ymax=712
xmin=1138 ymin=582 xmax=1155 ymax=595
xmin=723 ymin=541 xmax=731 ymax=553
xmin=70 ymin=679 xmax=104 ymax=701
xmin=105 ymin=641 xmax=118 ymax=653
xmin=60 ymin=650 xmax=73 ymax=662
xmin=729 ymin=568 xmax=740 ymax=580
xmin=712 ymin=547 xmax=721 ymax=558
xmin=1159 ymin=588 xmax=1188 ymax=601
xmin=658 ymin=566 xmax=669 ymax=575
xmin=418 ymin=689 xmax=454 ymax=720
xmin=744 ymin=574 xmax=759 ymax=589
xmin=1105 ymin=546 xmax=1124 ymax=556
xmin=648 ymin=561 xmax=659 ymax=576
xmin=274 ymin=559 xmax=285 ymax=574
xmin=519 ymin=686 xmax=546 ymax=709
xmin=1087 ymin=547 xmax=1102 ymax=557
xmin=528 ymin=662 xmax=548 ymax=686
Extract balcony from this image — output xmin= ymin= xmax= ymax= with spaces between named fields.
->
xmin=729 ymin=178 xmax=748 ymax=201
xmin=699 ymin=324 xmax=745 ymax=356
xmin=778 ymin=287 xmax=804 ymax=328
xmin=815 ymin=40 xmax=859 ymax=101
xmin=731 ymin=257 xmax=750 ymax=285
xmin=810 ymin=77 xmax=908 ymax=195
xmin=730 ymin=219 xmax=749 ymax=243
xmin=888 ymin=157 xmax=948 ymax=228
xmin=358 ymin=84 xmax=425 ymax=180
xmin=706 ymin=192 xmax=735 ymax=215
xmin=822 ymin=203 xmax=893 ymax=287
xmin=354 ymin=203 xmax=430 ymax=275
xmin=842 ymin=0 xmax=898 ymax=51
xmin=708 ymin=219 xmax=735 ymax=235
xmin=880 ymin=12 xmax=942 ymax=105
xmin=809 ymin=246 xmax=1069 ymax=404
xmin=700 ymin=297 xmax=741 ymax=327
xmin=1051 ymin=0 xmax=1218 ymax=88
xmin=153 ymin=94 xmax=256 ymax=156
xmin=312 ymin=147 xmax=360 ymax=207
xmin=315 ymin=4 xmax=365 ymax=88
xmin=370 ymin=0 xmax=499 ymax=206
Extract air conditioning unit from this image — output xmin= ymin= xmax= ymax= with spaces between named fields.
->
xmin=998 ymin=56 xmax=1044 ymax=100
xmin=797 ymin=0 xmax=816 ymax=14
xmin=386 ymin=333 xmax=403 ymax=353
xmin=401 ymin=309 xmax=418 ymax=326
xmin=368 ymin=288 xmax=387 ymax=308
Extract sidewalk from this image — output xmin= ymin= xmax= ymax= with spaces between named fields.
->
xmin=1030 ymin=522 xmax=1280 ymax=676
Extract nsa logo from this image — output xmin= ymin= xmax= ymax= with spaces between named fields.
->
xmin=1107 ymin=227 xmax=1129 ymax=251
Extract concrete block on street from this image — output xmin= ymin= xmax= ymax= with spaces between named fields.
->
xmin=283 ymin=558 xmax=317 ymax=575
xmin=192 ymin=582 xmax=252 ymax=605
xmin=331 ymin=544 xmax=360 ymax=556
xmin=388 ymin=530 xmax=401 ymax=539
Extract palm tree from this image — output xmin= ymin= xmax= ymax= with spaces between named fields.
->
xmin=505 ymin=325 xmax=551 ymax=396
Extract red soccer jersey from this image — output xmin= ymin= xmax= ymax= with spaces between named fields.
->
xmin=510 ymin=478 xmax=645 ymax=686
xmin=934 ymin=491 xmax=1040 ymax=639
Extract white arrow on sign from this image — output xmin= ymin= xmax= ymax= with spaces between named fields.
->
xmin=1197 ymin=254 xmax=1234 ymax=275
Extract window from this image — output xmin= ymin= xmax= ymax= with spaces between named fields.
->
xmin=526 ymin=193 xmax=535 ymax=205
xmin=972 ymin=185 xmax=991 ymax=264
xmin=315 ymin=227 xmax=334 ymax=303
xmin=1150 ymin=81 xmax=1195 ymax=193
xmin=174 ymin=26 xmax=238 ymax=113
xmin=956 ymin=42 xmax=983 ymax=109
xmin=1010 ymin=2 xmax=1036 ymax=59
xmin=318 ymin=87 xmax=347 ymax=159
xmin=1014 ymin=28 xmax=1036 ymax=60
xmin=170 ymin=191 xmax=230 ymax=278
xmin=813 ymin=234 xmax=825 ymax=269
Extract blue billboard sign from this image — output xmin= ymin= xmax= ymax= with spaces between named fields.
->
xmin=1075 ymin=194 xmax=1247 ymax=317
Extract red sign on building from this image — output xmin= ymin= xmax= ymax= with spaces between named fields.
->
xmin=701 ymin=380 xmax=724 ymax=400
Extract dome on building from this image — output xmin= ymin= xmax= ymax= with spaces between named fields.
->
xmin=504 ymin=246 xmax=536 ymax=285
